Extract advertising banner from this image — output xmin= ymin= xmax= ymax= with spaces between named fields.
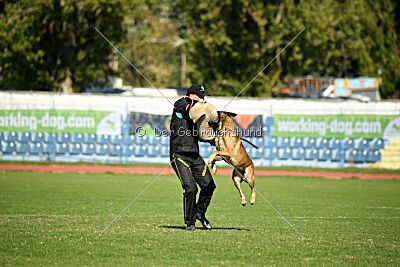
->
xmin=129 ymin=112 xmax=263 ymax=137
xmin=0 ymin=110 xmax=122 ymax=135
xmin=274 ymin=114 xmax=400 ymax=139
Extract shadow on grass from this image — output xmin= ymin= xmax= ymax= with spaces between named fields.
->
xmin=159 ymin=225 xmax=250 ymax=231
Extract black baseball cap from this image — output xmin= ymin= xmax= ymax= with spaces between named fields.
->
xmin=186 ymin=84 xmax=210 ymax=96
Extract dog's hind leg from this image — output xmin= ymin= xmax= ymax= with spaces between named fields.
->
xmin=232 ymin=169 xmax=247 ymax=206
xmin=244 ymin=165 xmax=256 ymax=205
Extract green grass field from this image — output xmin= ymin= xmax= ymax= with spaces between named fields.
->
xmin=0 ymin=170 xmax=399 ymax=265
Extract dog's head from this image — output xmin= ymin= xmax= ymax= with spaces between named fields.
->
xmin=189 ymin=102 xmax=219 ymax=141
xmin=217 ymin=111 xmax=237 ymax=127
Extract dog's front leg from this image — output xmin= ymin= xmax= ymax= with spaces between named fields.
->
xmin=208 ymin=151 xmax=231 ymax=174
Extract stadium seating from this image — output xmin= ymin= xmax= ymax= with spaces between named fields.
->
xmin=17 ymin=142 xmax=30 ymax=155
xmin=99 ymin=135 xmax=111 ymax=145
xmin=83 ymin=144 xmax=96 ymax=155
xmin=72 ymin=133 xmax=85 ymax=143
xmin=304 ymin=138 xmax=316 ymax=149
xmin=110 ymin=145 xmax=123 ymax=156
xmin=86 ymin=134 xmax=97 ymax=144
xmin=70 ymin=143 xmax=83 ymax=155
xmin=292 ymin=148 xmax=305 ymax=160
xmin=98 ymin=144 xmax=110 ymax=155
xmin=0 ymin=115 xmax=388 ymax=167
xmin=31 ymin=132 xmax=46 ymax=143
xmin=6 ymin=132 xmax=18 ymax=142
xmin=56 ymin=143 xmax=69 ymax=155
xmin=31 ymin=143 xmax=44 ymax=155
xmin=58 ymin=133 xmax=72 ymax=143
xmin=19 ymin=132 xmax=31 ymax=143
xmin=305 ymin=149 xmax=318 ymax=160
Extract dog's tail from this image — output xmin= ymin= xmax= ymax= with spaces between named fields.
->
xmin=240 ymin=137 xmax=258 ymax=149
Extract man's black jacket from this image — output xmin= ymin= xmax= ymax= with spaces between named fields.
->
xmin=169 ymin=97 xmax=199 ymax=155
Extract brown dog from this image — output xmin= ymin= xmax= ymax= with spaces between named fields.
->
xmin=208 ymin=111 xmax=257 ymax=206
xmin=189 ymin=102 xmax=257 ymax=206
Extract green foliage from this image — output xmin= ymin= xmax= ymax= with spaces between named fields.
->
xmin=0 ymin=0 xmax=399 ymax=98
xmin=174 ymin=0 xmax=399 ymax=98
xmin=0 ymin=0 xmax=125 ymax=91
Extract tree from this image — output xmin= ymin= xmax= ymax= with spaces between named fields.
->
xmin=0 ymin=0 xmax=125 ymax=92
xmin=172 ymin=0 xmax=400 ymax=98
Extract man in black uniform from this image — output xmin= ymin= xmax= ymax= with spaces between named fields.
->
xmin=169 ymin=84 xmax=216 ymax=231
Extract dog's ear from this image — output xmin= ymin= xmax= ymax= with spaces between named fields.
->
xmin=218 ymin=111 xmax=237 ymax=118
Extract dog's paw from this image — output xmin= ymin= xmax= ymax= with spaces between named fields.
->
xmin=212 ymin=163 xmax=217 ymax=174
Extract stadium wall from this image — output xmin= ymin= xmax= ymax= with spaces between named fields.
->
xmin=0 ymin=91 xmax=399 ymax=168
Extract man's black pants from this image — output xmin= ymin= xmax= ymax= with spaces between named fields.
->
xmin=170 ymin=152 xmax=216 ymax=225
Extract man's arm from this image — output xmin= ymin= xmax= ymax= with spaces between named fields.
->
xmin=174 ymin=98 xmax=198 ymax=116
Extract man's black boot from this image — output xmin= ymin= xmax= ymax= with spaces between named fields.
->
xmin=196 ymin=213 xmax=212 ymax=229
xmin=185 ymin=224 xmax=196 ymax=231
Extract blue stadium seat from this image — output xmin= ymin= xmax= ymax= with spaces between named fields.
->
xmin=31 ymin=143 xmax=44 ymax=155
xmin=70 ymin=143 xmax=83 ymax=155
xmin=3 ymin=141 xmax=16 ymax=155
xmin=161 ymin=146 xmax=169 ymax=157
xmin=263 ymin=137 xmax=271 ymax=147
xmin=3 ymin=141 xmax=17 ymax=155
xmin=305 ymin=149 xmax=318 ymax=160
xmin=270 ymin=147 xmax=279 ymax=159
xmin=160 ymin=136 xmax=169 ymax=146
xmin=317 ymin=138 xmax=329 ymax=149
xmin=270 ymin=137 xmax=278 ymax=149
xmin=331 ymin=149 xmax=343 ymax=162
xmin=58 ymin=133 xmax=72 ymax=143
xmin=110 ymin=144 xmax=123 ymax=156
xmin=291 ymin=137 xmax=303 ymax=149
xmin=135 ymin=135 xmax=148 ymax=145
xmin=19 ymin=132 xmax=31 ymax=143
xmin=98 ymin=144 xmax=110 ymax=155
xmin=347 ymin=149 xmax=364 ymax=163
xmin=99 ymin=135 xmax=111 ymax=145
xmin=367 ymin=150 xmax=381 ymax=162
xmin=6 ymin=132 xmax=18 ymax=142
xmin=134 ymin=146 xmax=147 ymax=157
xmin=83 ymin=144 xmax=96 ymax=155
xmin=371 ymin=139 xmax=384 ymax=150
xmin=278 ymin=148 xmax=291 ymax=160
xmin=0 ymin=132 xmax=5 ymax=141
xmin=85 ymin=134 xmax=97 ymax=144
xmin=147 ymin=136 xmax=156 ymax=145
xmin=72 ymin=133 xmax=85 ymax=143
xmin=292 ymin=148 xmax=305 ymax=160
xmin=263 ymin=148 xmax=270 ymax=159
xmin=329 ymin=138 xmax=341 ymax=149
xmin=32 ymin=132 xmax=47 ymax=143
xmin=126 ymin=145 xmax=135 ymax=157
xmin=148 ymin=146 xmax=161 ymax=157
xmin=112 ymin=135 xmax=124 ymax=145
xmin=56 ymin=143 xmax=69 ymax=155
xmin=277 ymin=137 xmax=290 ymax=148
xmin=17 ymin=142 xmax=30 ymax=155
xmin=320 ymin=149 xmax=332 ymax=161
xmin=343 ymin=138 xmax=355 ymax=149
xmin=357 ymin=139 xmax=370 ymax=150
xmin=250 ymin=148 xmax=263 ymax=159
xmin=126 ymin=135 xmax=135 ymax=145
xmin=304 ymin=138 xmax=316 ymax=149
xmin=44 ymin=143 xmax=56 ymax=154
